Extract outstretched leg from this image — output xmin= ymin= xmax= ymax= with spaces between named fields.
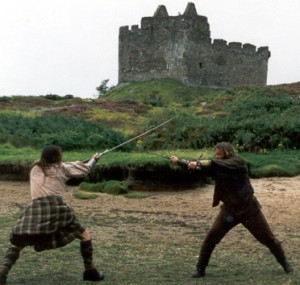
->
xmin=0 ymin=245 xmax=23 ymax=285
xmin=243 ymin=210 xmax=293 ymax=274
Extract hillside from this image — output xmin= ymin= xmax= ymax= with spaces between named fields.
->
xmin=1 ymin=79 xmax=300 ymax=151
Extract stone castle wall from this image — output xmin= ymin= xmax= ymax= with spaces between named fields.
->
xmin=118 ymin=3 xmax=270 ymax=88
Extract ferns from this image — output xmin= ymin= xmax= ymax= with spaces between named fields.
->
xmin=0 ymin=113 xmax=128 ymax=151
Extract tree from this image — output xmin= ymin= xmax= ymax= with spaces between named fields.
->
xmin=96 ymin=79 xmax=110 ymax=96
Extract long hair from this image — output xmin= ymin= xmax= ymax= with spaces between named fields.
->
xmin=214 ymin=142 xmax=236 ymax=158
xmin=32 ymin=145 xmax=62 ymax=176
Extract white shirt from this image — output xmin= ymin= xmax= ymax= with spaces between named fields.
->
xmin=30 ymin=160 xmax=94 ymax=200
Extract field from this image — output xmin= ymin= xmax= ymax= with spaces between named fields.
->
xmin=0 ymin=176 xmax=299 ymax=285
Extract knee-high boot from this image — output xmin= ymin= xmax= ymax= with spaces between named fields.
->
xmin=0 ymin=245 xmax=22 ymax=285
xmin=80 ymin=240 xmax=104 ymax=281
xmin=192 ymin=243 xmax=216 ymax=278
xmin=268 ymin=239 xmax=293 ymax=273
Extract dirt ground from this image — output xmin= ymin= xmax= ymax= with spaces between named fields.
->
xmin=1 ymin=176 xmax=299 ymax=248
xmin=1 ymin=176 xmax=299 ymax=229
xmin=0 ymin=176 xmax=299 ymax=284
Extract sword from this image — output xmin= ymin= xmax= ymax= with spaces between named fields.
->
xmin=148 ymin=152 xmax=203 ymax=169
xmin=97 ymin=116 xmax=176 ymax=157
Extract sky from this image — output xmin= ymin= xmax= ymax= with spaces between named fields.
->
xmin=0 ymin=0 xmax=300 ymax=98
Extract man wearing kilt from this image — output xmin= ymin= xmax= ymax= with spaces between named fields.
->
xmin=0 ymin=145 xmax=104 ymax=284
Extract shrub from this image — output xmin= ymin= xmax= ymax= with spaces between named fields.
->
xmin=79 ymin=180 xmax=129 ymax=195
xmin=0 ymin=113 xmax=128 ymax=151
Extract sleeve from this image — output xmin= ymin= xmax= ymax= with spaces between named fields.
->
xmin=198 ymin=160 xmax=212 ymax=168
xmin=85 ymin=157 xmax=97 ymax=169
xmin=198 ymin=159 xmax=213 ymax=175
xmin=62 ymin=161 xmax=91 ymax=179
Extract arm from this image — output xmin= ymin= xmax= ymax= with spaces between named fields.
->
xmin=85 ymin=152 xmax=101 ymax=170
xmin=63 ymin=153 xmax=102 ymax=179
xmin=170 ymin=156 xmax=190 ymax=167
xmin=170 ymin=156 xmax=203 ymax=170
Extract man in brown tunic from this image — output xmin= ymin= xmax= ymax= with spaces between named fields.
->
xmin=171 ymin=142 xmax=293 ymax=278
xmin=0 ymin=145 xmax=104 ymax=284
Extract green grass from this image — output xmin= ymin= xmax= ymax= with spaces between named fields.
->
xmin=106 ymin=79 xmax=227 ymax=107
xmin=0 ymin=212 xmax=298 ymax=285
xmin=0 ymin=144 xmax=300 ymax=178
xmin=79 ymin=180 xmax=129 ymax=195
xmin=0 ymin=144 xmax=299 ymax=178
xmin=124 ymin=192 xmax=150 ymax=199
xmin=0 ymin=143 xmax=38 ymax=161
xmin=73 ymin=191 xmax=98 ymax=200
xmin=242 ymin=149 xmax=300 ymax=177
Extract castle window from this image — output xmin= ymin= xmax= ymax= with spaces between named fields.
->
xmin=199 ymin=62 xmax=203 ymax=68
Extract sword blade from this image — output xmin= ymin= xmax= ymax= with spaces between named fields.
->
xmin=100 ymin=116 xmax=175 ymax=155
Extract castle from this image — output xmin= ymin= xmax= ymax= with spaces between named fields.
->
xmin=118 ymin=3 xmax=271 ymax=88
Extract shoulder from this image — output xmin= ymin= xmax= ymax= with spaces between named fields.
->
xmin=31 ymin=164 xmax=41 ymax=174
xmin=61 ymin=161 xmax=85 ymax=169
xmin=212 ymin=156 xmax=246 ymax=169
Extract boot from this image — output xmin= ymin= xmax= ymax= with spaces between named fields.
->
xmin=268 ymin=239 xmax=293 ymax=274
xmin=0 ymin=245 xmax=22 ymax=285
xmin=282 ymin=261 xmax=293 ymax=274
xmin=83 ymin=268 xmax=104 ymax=281
xmin=191 ymin=268 xmax=205 ymax=278
xmin=192 ymin=243 xmax=216 ymax=278
xmin=80 ymin=240 xmax=104 ymax=281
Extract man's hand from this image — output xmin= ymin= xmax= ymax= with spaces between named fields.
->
xmin=93 ymin=153 xmax=101 ymax=161
xmin=188 ymin=161 xmax=198 ymax=170
xmin=170 ymin=156 xmax=179 ymax=163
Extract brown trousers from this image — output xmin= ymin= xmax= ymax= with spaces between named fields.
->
xmin=196 ymin=208 xmax=288 ymax=271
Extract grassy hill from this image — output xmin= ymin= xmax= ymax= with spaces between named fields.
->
xmin=0 ymin=79 xmax=299 ymax=158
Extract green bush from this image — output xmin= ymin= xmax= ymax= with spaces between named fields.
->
xmin=79 ymin=180 xmax=129 ymax=195
xmin=139 ymin=91 xmax=300 ymax=151
xmin=0 ymin=113 xmax=129 ymax=151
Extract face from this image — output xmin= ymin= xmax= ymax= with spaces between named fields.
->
xmin=214 ymin=148 xmax=224 ymax=159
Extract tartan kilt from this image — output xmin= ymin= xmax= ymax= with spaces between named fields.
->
xmin=10 ymin=195 xmax=85 ymax=252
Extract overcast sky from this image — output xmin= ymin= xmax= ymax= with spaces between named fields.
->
xmin=0 ymin=0 xmax=299 ymax=98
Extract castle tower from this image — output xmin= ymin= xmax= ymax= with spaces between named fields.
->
xmin=118 ymin=2 xmax=270 ymax=88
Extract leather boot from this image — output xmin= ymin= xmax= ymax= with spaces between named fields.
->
xmin=282 ymin=261 xmax=293 ymax=274
xmin=192 ymin=243 xmax=216 ymax=278
xmin=83 ymin=268 xmax=105 ymax=281
xmin=191 ymin=268 xmax=206 ymax=278
xmin=268 ymin=239 xmax=293 ymax=274
xmin=80 ymin=240 xmax=104 ymax=281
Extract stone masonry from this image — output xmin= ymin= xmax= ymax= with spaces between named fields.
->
xmin=118 ymin=3 xmax=271 ymax=88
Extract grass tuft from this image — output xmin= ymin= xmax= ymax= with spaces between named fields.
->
xmin=73 ymin=191 xmax=98 ymax=200
xmin=124 ymin=192 xmax=150 ymax=199
xmin=79 ymin=180 xmax=129 ymax=195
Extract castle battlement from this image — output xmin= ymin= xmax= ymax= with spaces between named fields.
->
xmin=119 ymin=2 xmax=270 ymax=88
xmin=213 ymin=40 xmax=257 ymax=53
